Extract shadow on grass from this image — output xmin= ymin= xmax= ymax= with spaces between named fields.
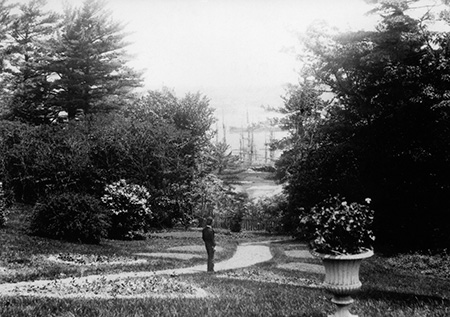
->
xmin=359 ymin=286 xmax=450 ymax=306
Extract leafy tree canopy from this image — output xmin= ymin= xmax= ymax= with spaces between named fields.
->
xmin=277 ymin=0 xmax=450 ymax=252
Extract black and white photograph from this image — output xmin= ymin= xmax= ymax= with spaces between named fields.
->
xmin=1 ymin=0 xmax=449 ymax=316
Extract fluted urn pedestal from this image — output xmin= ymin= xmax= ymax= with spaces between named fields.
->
xmin=311 ymin=249 xmax=374 ymax=317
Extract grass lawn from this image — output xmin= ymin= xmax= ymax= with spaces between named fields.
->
xmin=1 ymin=205 xmax=450 ymax=316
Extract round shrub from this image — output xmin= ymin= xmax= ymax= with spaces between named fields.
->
xmin=101 ymin=179 xmax=152 ymax=240
xmin=229 ymin=211 xmax=243 ymax=233
xmin=30 ymin=192 xmax=110 ymax=244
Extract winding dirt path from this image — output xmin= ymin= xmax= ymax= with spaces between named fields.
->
xmin=0 ymin=241 xmax=275 ymax=297
xmin=157 ymin=240 xmax=274 ymax=275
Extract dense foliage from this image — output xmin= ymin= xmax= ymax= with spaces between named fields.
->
xmin=229 ymin=210 xmax=243 ymax=232
xmin=276 ymin=0 xmax=450 ymax=252
xmin=0 ymin=121 xmax=99 ymax=203
xmin=246 ymin=194 xmax=289 ymax=233
xmin=0 ymin=1 xmax=240 ymax=242
xmin=30 ymin=192 xmax=109 ymax=244
xmin=0 ymin=0 xmax=142 ymax=124
xmin=298 ymin=195 xmax=375 ymax=254
xmin=0 ymin=87 xmax=225 ymax=238
xmin=102 ymin=179 xmax=152 ymax=239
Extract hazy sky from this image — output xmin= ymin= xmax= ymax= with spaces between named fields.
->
xmin=41 ymin=0 xmax=378 ymax=126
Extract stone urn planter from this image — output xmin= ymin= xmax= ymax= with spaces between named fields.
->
xmin=297 ymin=195 xmax=376 ymax=317
xmin=311 ymin=249 xmax=374 ymax=317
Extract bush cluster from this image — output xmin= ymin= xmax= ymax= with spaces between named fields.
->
xmin=0 ymin=121 xmax=102 ymax=203
xmin=30 ymin=192 xmax=110 ymax=244
xmin=101 ymin=179 xmax=153 ymax=239
xmin=247 ymin=194 xmax=289 ymax=234
xmin=229 ymin=211 xmax=243 ymax=233
xmin=0 ymin=88 xmax=225 ymax=243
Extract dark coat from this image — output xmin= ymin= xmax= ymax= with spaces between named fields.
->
xmin=202 ymin=225 xmax=216 ymax=247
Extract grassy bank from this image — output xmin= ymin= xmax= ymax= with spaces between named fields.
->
xmin=1 ymin=205 xmax=450 ymax=316
xmin=0 ymin=205 xmax=249 ymax=283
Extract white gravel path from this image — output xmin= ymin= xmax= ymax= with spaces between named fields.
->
xmin=158 ymin=241 xmax=274 ymax=275
xmin=0 ymin=241 xmax=275 ymax=298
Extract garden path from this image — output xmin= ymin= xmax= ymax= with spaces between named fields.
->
xmin=0 ymin=239 xmax=325 ymax=298
xmin=0 ymin=240 xmax=276 ymax=297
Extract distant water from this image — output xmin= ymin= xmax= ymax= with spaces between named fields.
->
xmin=232 ymin=183 xmax=283 ymax=201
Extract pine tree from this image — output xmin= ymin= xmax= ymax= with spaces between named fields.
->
xmin=0 ymin=0 xmax=11 ymax=67
xmin=0 ymin=0 xmax=14 ymax=116
xmin=4 ymin=0 xmax=60 ymax=124
xmin=49 ymin=0 xmax=142 ymax=119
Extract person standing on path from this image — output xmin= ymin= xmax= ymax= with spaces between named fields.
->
xmin=202 ymin=217 xmax=216 ymax=272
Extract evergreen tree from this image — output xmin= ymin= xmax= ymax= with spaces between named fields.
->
xmin=48 ymin=0 xmax=142 ymax=119
xmin=3 ymin=0 xmax=60 ymax=124
xmin=279 ymin=0 xmax=450 ymax=251
xmin=0 ymin=0 xmax=14 ymax=116
xmin=0 ymin=0 xmax=11 ymax=68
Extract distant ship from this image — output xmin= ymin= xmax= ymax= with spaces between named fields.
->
xmin=225 ymin=122 xmax=287 ymax=167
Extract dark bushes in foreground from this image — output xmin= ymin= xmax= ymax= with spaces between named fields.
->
xmin=30 ymin=192 xmax=109 ymax=244
xmin=0 ymin=121 xmax=102 ymax=204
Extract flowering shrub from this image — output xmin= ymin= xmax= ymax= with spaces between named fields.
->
xmin=101 ymin=179 xmax=152 ymax=239
xmin=299 ymin=195 xmax=375 ymax=255
xmin=0 ymin=181 xmax=7 ymax=227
